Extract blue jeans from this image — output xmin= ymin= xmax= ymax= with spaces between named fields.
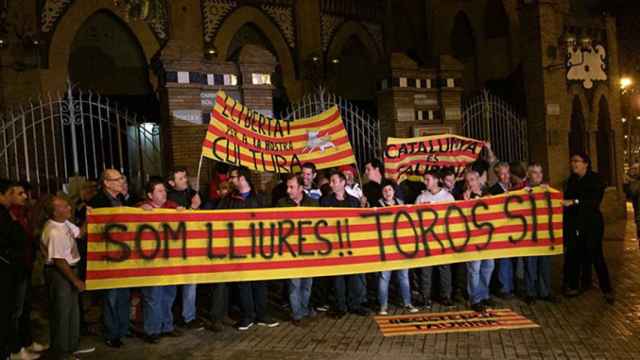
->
xmin=288 ymin=278 xmax=313 ymax=320
xmin=334 ymin=274 xmax=366 ymax=312
xmin=141 ymin=286 xmax=176 ymax=335
xmin=378 ymin=270 xmax=411 ymax=307
xmin=467 ymin=260 xmax=494 ymax=305
xmin=497 ymin=258 xmax=514 ymax=294
xmin=525 ymin=256 xmax=552 ymax=297
xmin=103 ymin=288 xmax=130 ymax=341
xmin=181 ymin=284 xmax=197 ymax=323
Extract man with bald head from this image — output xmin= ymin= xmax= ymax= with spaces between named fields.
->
xmin=89 ymin=169 xmax=130 ymax=348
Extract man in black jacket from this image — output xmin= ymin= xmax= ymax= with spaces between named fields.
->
xmin=214 ymin=167 xmax=279 ymax=331
xmin=320 ymin=172 xmax=370 ymax=317
xmin=88 ymin=169 xmax=134 ymax=348
xmin=166 ymin=168 xmax=204 ymax=331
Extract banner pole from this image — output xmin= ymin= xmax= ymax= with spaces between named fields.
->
xmin=195 ymin=155 xmax=204 ymax=192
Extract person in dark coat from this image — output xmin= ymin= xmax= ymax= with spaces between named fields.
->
xmin=562 ymin=153 xmax=614 ymax=304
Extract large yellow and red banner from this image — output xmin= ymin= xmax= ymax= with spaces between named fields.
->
xmin=85 ymin=188 xmax=563 ymax=290
xmin=201 ymin=91 xmax=356 ymax=173
xmin=385 ymin=134 xmax=485 ymax=181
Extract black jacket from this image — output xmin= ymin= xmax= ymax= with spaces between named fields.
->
xmin=0 ymin=205 xmax=27 ymax=269
xmin=563 ymin=170 xmax=605 ymax=235
xmin=277 ymin=194 xmax=318 ymax=207
xmin=488 ymin=183 xmax=508 ymax=196
xmin=168 ymin=188 xmax=198 ymax=209
xmin=88 ymin=190 xmax=126 ymax=208
xmin=319 ymin=193 xmax=361 ymax=208
xmin=217 ymin=190 xmax=266 ymax=210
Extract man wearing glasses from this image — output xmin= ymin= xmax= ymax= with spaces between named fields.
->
xmin=88 ymin=169 xmax=131 ymax=348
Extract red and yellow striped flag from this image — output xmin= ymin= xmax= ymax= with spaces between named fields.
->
xmin=85 ymin=187 xmax=563 ymax=290
xmin=385 ymin=134 xmax=485 ymax=180
xmin=201 ymin=91 xmax=356 ymax=173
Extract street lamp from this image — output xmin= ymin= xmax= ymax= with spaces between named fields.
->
xmin=621 ymin=77 xmax=633 ymax=91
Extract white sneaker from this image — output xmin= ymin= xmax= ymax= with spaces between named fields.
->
xmin=27 ymin=343 xmax=48 ymax=353
xmin=9 ymin=348 xmax=40 ymax=360
xmin=72 ymin=347 xmax=96 ymax=355
xmin=405 ymin=304 xmax=419 ymax=313
xmin=378 ymin=306 xmax=388 ymax=316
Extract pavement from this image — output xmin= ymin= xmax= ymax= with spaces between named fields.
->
xmin=31 ymin=205 xmax=640 ymax=360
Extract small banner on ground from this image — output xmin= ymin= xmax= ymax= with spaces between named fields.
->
xmin=85 ymin=187 xmax=563 ymax=290
xmin=384 ymin=134 xmax=485 ymax=181
xmin=201 ymin=91 xmax=356 ymax=173
xmin=375 ymin=309 xmax=539 ymax=336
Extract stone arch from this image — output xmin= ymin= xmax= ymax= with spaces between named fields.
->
xmin=44 ymin=0 xmax=160 ymax=93
xmin=327 ymin=20 xmax=381 ymax=65
xmin=450 ymin=11 xmax=479 ymax=93
xmin=569 ymin=95 xmax=588 ymax=156
xmin=214 ymin=6 xmax=297 ymax=99
xmin=596 ymin=95 xmax=614 ymax=185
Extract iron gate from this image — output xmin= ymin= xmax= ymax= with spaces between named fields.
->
xmin=0 ymin=82 xmax=161 ymax=193
xmin=282 ymin=87 xmax=381 ymax=169
xmin=462 ymin=90 xmax=528 ymax=162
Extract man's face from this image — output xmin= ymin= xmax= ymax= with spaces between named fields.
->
xmin=424 ymin=174 xmax=439 ymax=191
xmin=465 ymin=172 xmax=480 ymax=191
xmin=496 ymin=167 xmax=510 ymax=185
xmin=302 ymin=168 xmax=316 ymax=187
xmin=443 ymin=175 xmax=456 ymax=190
xmin=103 ymin=169 xmax=124 ymax=194
xmin=8 ymin=186 xmax=27 ymax=206
xmin=149 ymin=183 xmax=167 ymax=205
xmin=330 ymin=174 xmax=346 ymax=194
xmin=365 ymin=164 xmax=379 ymax=181
xmin=53 ymin=197 xmax=72 ymax=221
xmin=172 ymin=171 xmax=189 ymax=191
xmin=286 ymin=178 xmax=304 ymax=201
xmin=527 ymin=166 xmax=544 ymax=186
xmin=229 ymin=170 xmax=240 ymax=189
xmin=570 ymin=156 xmax=588 ymax=175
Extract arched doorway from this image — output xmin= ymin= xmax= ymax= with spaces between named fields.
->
xmin=451 ymin=12 xmax=479 ymax=95
xmin=68 ymin=10 xmax=157 ymax=119
xmin=597 ymin=96 xmax=613 ymax=185
xmin=569 ymin=96 xmax=587 ymax=156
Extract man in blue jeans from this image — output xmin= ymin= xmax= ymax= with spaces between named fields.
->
xmin=89 ymin=169 xmax=130 ymax=348
xmin=277 ymin=174 xmax=318 ymax=325
xmin=320 ymin=172 xmax=370 ymax=318
xmin=523 ymin=163 xmax=559 ymax=304
xmin=488 ymin=162 xmax=515 ymax=299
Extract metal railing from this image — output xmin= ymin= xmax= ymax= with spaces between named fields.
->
xmin=462 ymin=90 xmax=529 ymax=163
xmin=282 ymin=87 xmax=381 ymax=170
xmin=0 ymin=81 xmax=161 ymax=194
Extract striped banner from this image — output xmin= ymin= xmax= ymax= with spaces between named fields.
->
xmin=385 ymin=134 xmax=485 ymax=181
xmin=85 ymin=187 xmax=563 ymax=290
xmin=201 ymin=91 xmax=356 ymax=173
xmin=375 ymin=309 xmax=539 ymax=336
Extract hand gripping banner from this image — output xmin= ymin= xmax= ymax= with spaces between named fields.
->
xmin=201 ymin=91 xmax=356 ymax=173
xmin=85 ymin=188 xmax=563 ymax=290
xmin=385 ymin=134 xmax=485 ymax=181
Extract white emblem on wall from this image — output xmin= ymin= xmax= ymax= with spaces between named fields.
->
xmin=566 ymin=44 xmax=607 ymax=89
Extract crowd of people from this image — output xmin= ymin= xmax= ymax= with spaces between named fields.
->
xmin=0 ymin=145 xmax=617 ymax=360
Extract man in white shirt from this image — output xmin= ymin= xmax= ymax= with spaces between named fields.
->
xmin=41 ymin=196 xmax=94 ymax=359
xmin=340 ymin=165 xmax=363 ymax=200
xmin=415 ymin=171 xmax=454 ymax=308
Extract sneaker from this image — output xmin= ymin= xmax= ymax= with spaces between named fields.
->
xmin=72 ymin=347 xmax=96 ymax=355
xmin=162 ymin=329 xmax=184 ymax=338
xmin=235 ymin=320 xmax=254 ymax=331
xmin=378 ymin=305 xmax=388 ymax=316
xmin=350 ymin=307 xmax=371 ymax=316
xmin=315 ymin=304 xmax=330 ymax=312
xmin=404 ymin=304 xmax=419 ymax=313
xmin=564 ymin=288 xmax=580 ymax=297
xmin=423 ymin=300 xmax=433 ymax=310
xmin=27 ymin=343 xmax=48 ymax=353
xmin=207 ymin=320 xmax=224 ymax=333
xmin=182 ymin=319 xmax=205 ymax=331
xmin=471 ymin=302 xmax=486 ymax=313
xmin=257 ymin=318 xmax=280 ymax=328
xmin=440 ymin=298 xmax=453 ymax=307
xmin=143 ymin=334 xmax=160 ymax=344
xmin=328 ymin=310 xmax=346 ymax=319
xmin=9 ymin=348 xmax=40 ymax=360
xmin=482 ymin=298 xmax=497 ymax=307
xmin=104 ymin=339 xmax=122 ymax=348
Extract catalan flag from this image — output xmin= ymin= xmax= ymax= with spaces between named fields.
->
xmin=201 ymin=91 xmax=356 ymax=173
xmin=85 ymin=188 xmax=563 ymax=290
